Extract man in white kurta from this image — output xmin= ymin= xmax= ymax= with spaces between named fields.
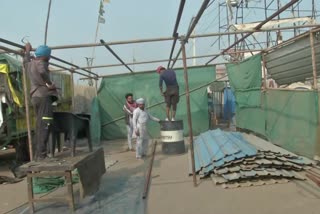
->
xmin=133 ymin=98 xmax=160 ymax=159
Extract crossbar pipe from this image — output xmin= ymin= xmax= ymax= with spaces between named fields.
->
xmin=1 ymin=25 xmax=319 ymax=54
xmin=0 ymin=37 xmax=98 ymax=77
xmin=168 ymin=0 xmax=186 ymax=68
xmin=100 ymin=39 xmax=133 ymax=73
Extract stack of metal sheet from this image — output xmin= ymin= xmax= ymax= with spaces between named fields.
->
xmin=190 ymin=129 xmax=314 ymax=188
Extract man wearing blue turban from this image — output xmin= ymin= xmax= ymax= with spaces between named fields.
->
xmin=23 ymin=43 xmax=57 ymax=161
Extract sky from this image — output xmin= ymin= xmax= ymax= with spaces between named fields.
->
xmin=1 ymin=0 xmax=318 ymax=84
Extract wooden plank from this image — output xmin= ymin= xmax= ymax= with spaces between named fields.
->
xmin=78 ymin=148 xmax=106 ymax=198
xmin=19 ymin=148 xmax=103 ymax=172
xmin=27 ymin=171 xmax=66 ymax=177
xmin=31 ymin=197 xmax=67 ymax=203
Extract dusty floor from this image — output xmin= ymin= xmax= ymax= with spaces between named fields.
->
xmin=1 ymin=139 xmax=320 ymax=214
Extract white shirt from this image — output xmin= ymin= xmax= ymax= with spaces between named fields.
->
xmin=132 ymin=107 xmax=160 ymax=130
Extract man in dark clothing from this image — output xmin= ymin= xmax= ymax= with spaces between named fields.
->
xmin=23 ymin=43 xmax=57 ymax=161
xmin=123 ymin=93 xmax=137 ymax=151
xmin=157 ymin=66 xmax=179 ymax=121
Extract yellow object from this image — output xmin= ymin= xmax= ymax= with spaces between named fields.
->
xmin=0 ymin=64 xmax=22 ymax=107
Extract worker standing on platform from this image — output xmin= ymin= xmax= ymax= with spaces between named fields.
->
xmin=133 ymin=98 xmax=160 ymax=159
xmin=123 ymin=93 xmax=137 ymax=151
xmin=157 ymin=66 xmax=179 ymax=121
xmin=23 ymin=43 xmax=58 ymax=161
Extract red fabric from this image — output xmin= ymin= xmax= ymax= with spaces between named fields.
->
xmin=126 ymin=101 xmax=137 ymax=112
xmin=156 ymin=66 xmax=165 ymax=73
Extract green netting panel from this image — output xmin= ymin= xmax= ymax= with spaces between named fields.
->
xmin=90 ymin=97 xmax=101 ymax=145
xmin=98 ymin=66 xmax=215 ymax=140
xmin=265 ymin=90 xmax=318 ymax=158
xmin=227 ymin=54 xmax=262 ymax=90
xmin=227 ymin=54 xmax=262 ymax=108
xmin=226 ymin=53 xmax=320 ymax=158
xmin=236 ymin=106 xmax=265 ymax=136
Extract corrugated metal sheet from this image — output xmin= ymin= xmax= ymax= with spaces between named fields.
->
xmin=190 ymin=129 xmax=315 ymax=188
xmin=192 ymin=129 xmax=257 ymax=175
xmin=265 ymin=32 xmax=320 ymax=85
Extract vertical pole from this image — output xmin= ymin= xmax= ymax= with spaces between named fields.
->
xmin=264 ymin=0 xmax=268 ymax=47
xmin=181 ymin=37 xmax=197 ymax=187
xmin=95 ymin=78 xmax=98 ymax=96
xmin=310 ymin=30 xmax=320 ymax=160
xmin=44 ymin=0 xmax=52 ymax=45
xmin=65 ymin=171 xmax=75 ymax=211
xmin=226 ymin=4 xmax=230 ymax=47
xmin=262 ymin=53 xmax=268 ymax=90
xmin=192 ymin=29 xmax=196 ymax=66
xmin=310 ymin=31 xmax=318 ymax=89
xmin=27 ymin=174 xmax=34 ymax=213
xmin=70 ymin=69 xmax=75 ymax=111
xmin=218 ymin=3 xmax=221 ymax=50
xmin=22 ymin=64 xmax=33 ymax=161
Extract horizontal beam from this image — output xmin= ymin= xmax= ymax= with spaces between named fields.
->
xmin=52 ymin=49 xmax=263 ymax=72
xmin=80 ymin=62 xmax=229 ymax=80
xmin=1 ymin=25 xmax=318 ymax=54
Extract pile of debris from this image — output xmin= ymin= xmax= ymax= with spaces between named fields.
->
xmin=190 ymin=129 xmax=314 ymax=188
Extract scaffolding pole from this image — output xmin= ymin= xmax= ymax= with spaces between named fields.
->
xmin=1 ymin=24 xmax=319 ymax=55
xmin=205 ymin=0 xmax=300 ymax=65
xmin=171 ymin=0 xmax=210 ymax=68
xmin=168 ymin=0 xmax=186 ymax=68
xmin=181 ymin=37 xmax=197 ymax=187
xmin=0 ymin=37 xmax=98 ymax=77
xmin=52 ymin=49 xmax=264 ymax=72
xmin=100 ymin=39 xmax=134 ymax=73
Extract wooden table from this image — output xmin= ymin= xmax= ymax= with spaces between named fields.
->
xmin=19 ymin=148 xmax=105 ymax=213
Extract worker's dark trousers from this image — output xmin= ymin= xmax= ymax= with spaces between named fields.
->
xmin=31 ymin=97 xmax=53 ymax=159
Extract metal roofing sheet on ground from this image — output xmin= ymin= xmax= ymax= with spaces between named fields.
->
xmin=190 ymin=129 xmax=315 ymax=188
xmin=265 ymin=31 xmax=320 ymax=85
xmin=192 ymin=129 xmax=257 ymax=174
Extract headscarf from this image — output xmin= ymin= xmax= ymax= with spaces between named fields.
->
xmin=35 ymin=45 xmax=51 ymax=57
xmin=136 ymin=98 xmax=145 ymax=104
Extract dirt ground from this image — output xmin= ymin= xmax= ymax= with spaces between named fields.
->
xmin=1 ymin=139 xmax=320 ymax=214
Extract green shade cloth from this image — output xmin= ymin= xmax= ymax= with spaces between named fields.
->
xmin=97 ymin=66 xmax=216 ymax=140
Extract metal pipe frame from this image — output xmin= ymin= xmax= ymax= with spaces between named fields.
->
xmin=205 ymin=0 xmax=300 ymax=65
xmin=168 ymin=0 xmax=186 ymax=68
xmin=52 ymin=49 xmax=263 ymax=73
xmin=171 ymin=0 xmax=210 ymax=68
xmin=100 ymin=39 xmax=133 ymax=73
xmin=0 ymin=37 xmax=98 ymax=77
xmin=0 ymin=45 xmax=95 ymax=79
xmin=1 ymin=25 xmax=319 ymax=55
xmin=181 ymin=37 xmax=197 ymax=187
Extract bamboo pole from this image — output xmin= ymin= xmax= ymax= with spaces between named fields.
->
xmin=262 ymin=53 xmax=268 ymax=90
xmin=22 ymin=60 xmax=33 ymax=161
xmin=44 ymin=0 xmax=52 ymax=45
xmin=1 ymin=25 xmax=319 ymax=55
xmin=181 ymin=38 xmax=197 ymax=187
xmin=52 ymin=50 xmax=263 ymax=72
xmin=70 ymin=70 xmax=75 ymax=111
